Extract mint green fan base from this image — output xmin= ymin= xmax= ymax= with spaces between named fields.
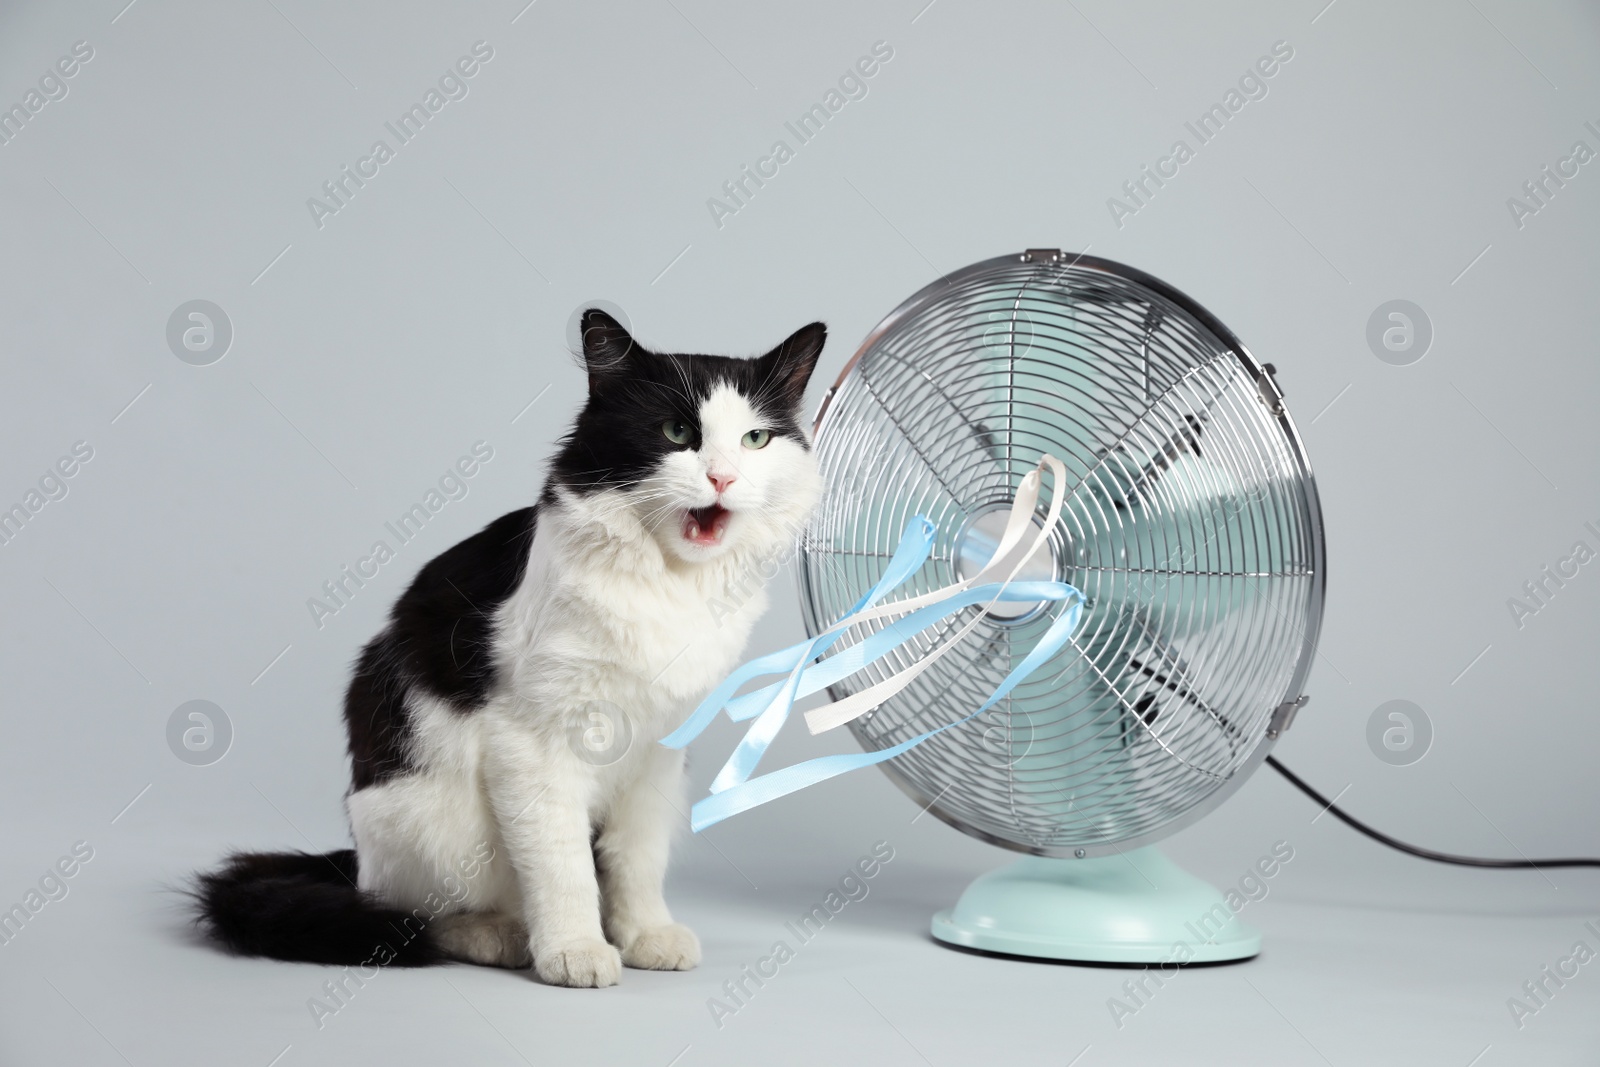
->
xmin=931 ymin=848 xmax=1259 ymax=964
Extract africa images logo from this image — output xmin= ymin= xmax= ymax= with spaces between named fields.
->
xmin=705 ymin=41 xmax=894 ymax=230
xmin=1106 ymin=40 xmax=1294 ymax=229
xmin=305 ymin=41 xmax=495 ymax=230
xmin=1505 ymin=519 xmax=1600 ymax=630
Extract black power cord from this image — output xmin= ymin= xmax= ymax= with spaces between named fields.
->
xmin=1266 ymin=756 xmax=1600 ymax=870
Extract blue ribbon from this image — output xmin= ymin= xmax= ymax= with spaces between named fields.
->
xmin=660 ymin=516 xmax=1086 ymax=832
xmin=658 ymin=516 xmax=936 ymax=751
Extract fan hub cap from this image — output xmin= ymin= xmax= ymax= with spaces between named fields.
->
xmin=952 ymin=503 xmax=1060 ymax=623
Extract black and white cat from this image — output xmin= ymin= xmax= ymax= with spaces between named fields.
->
xmin=197 ymin=311 xmax=825 ymax=988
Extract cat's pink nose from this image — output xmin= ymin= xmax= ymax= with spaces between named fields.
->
xmin=707 ymin=470 xmax=736 ymax=494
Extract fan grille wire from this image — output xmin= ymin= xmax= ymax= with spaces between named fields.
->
xmin=799 ymin=255 xmax=1322 ymax=856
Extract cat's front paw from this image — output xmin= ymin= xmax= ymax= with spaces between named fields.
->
xmin=621 ymin=923 xmax=701 ymax=971
xmin=535 ymin=939 xmax=622 ymax=988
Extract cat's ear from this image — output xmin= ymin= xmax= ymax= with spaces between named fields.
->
xmin=759 ymin=322 xmax=826 ymax=410
xmin=578 ymin=308 xmax=638 ymax=393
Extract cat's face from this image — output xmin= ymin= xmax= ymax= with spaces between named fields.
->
xmin=554 ymin=311 xmax=826 ymax=564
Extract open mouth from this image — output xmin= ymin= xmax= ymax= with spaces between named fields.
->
xmin=683 ymin=503 xmax=731 ymax=546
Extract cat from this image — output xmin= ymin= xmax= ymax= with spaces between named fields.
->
xmin=196 ymin=310 xmax=825 ymax=988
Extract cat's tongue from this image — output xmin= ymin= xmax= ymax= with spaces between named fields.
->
xmin=683 ymin=504 xmax=730 ymax=546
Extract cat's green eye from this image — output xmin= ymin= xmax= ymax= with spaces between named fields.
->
xmin=742 ymin=428 xmax=771 ymax=450
xmin=662 ymin=419 xmax=694 ymax=445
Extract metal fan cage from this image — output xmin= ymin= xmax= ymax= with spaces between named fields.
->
xmin=798 ymin=251 xmax=1325 ymax=858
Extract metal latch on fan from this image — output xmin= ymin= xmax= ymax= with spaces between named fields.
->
xmin=1266 ymin=695 xmax=1309 ymax=739
xmin=1256 ymin=363 xmax=1285 ymax=415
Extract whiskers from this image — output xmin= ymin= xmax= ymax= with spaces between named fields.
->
xmin=575 ymin=484 xmax=686 ymax=533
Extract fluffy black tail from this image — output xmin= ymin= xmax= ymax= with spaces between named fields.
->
xmin=193 ymin=849 xmax=444 ymax=966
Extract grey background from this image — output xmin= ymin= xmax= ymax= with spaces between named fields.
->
xmin=1 ymin=0 xmax=1597 ymax=1063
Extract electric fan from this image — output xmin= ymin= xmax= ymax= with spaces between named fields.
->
xmin=796 ymin=249 xmax=1326 ymax=963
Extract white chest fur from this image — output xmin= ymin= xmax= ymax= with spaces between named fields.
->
xmin=492 ymin=495 xmax=768 ymax=737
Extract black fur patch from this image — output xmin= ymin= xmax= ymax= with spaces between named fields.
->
xmin=344 ymin=506 xmax=537 ymax=790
